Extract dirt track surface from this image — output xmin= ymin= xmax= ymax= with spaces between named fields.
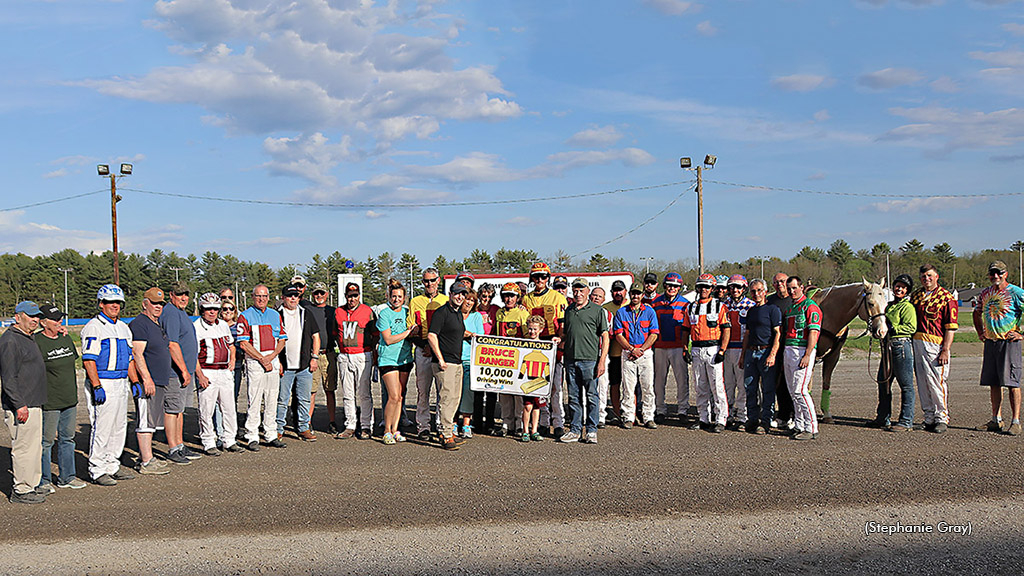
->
xmin=2 ymin=354 xmax=1023 ymax=573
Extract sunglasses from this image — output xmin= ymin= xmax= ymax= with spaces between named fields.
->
xmin=221 ymin=306 xmax=235 ymax=311
xmin=422 ymin=277 xmax=439 ymax=284
xmin=531 ymin=274 xmax=550 ymax=280
xmin=629 ymin=290 xmax=643 ymax=295
xmin=220 ymin=295 xmax=234 ymax=300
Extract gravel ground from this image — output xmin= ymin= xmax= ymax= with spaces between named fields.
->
xmin=1 ymin=353 xmax=1022 ymax=573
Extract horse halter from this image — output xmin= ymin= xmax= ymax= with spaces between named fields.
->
xmin=859 ymin=290 xmax=887 ymax=337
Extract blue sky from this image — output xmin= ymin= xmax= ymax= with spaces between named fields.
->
xmin=2 ymin=0 xmax=1023 ymax=268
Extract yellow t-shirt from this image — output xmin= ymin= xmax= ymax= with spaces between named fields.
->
xmin=495 ymin=306 xmax=530 ymax=337
xmin=407 ymin=293 xmax=449 ymax=343
xmin=522 ymin=288 xmax=567 ymax=339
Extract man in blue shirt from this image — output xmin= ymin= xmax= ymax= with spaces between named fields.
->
xmin=613 ymin=282 xmax=660 ymax=429
xmin=160 ymin=281 xmax=201 ymax=461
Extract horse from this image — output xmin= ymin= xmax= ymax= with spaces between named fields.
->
xmin=810 ymin=279 xmax=889 ymax=423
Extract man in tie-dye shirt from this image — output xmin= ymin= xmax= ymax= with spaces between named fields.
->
xmin=972 ymin=260 xmax=1024 ymax=436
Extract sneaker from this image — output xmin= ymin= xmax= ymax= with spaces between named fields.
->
xmin=93 ymin=474 xmax=118 ymax=486
xmin=552 ymin=426 xmax=564 ymax=439
xmin=584 ymin=431 xmax=598 ymax=444
xmin=755 ymin=425 xmax=768 ymax=435
xmin=357 ymin=429 xmax=372 ymax=440
xmin=166 ymin=450 xmax=192 ymax=465
xmin=327 ymin=422 xmax=339 ymax=435
xmin=56 ymin=477 xmax=88 ymax=490
xmin=530 ymin=432 xmax=543 ymax=442
xmin=395 ymin=432 xmax=407 ymax=442
xmin=559 ymin=431 xmax=580 ymax=443
xmin=417 ymin=429 xmax=432 ymax=440
xmin=299 ymin=430 xmax=317 ymax=442
xmin=621 ymin=421 xmax=633 ymax=430
xmin=888 ymin=424 xmax=913 ymax=433
xmin=1007 ymin=422 xmax=1022 ymax=436
xmin=35 ymin=482 xmax=55 ymax=495
xmin=977 ymin=420 xmax=1003 ymax=432
xmin=245 ymin=441 xmax=260 ymax=452
xmin=137 ymin=459 xmax=170 ymax=475
xmin=654 ymin=414 xmax=665 ymax=425
xmin=267 ymin=437 xmax=287 ymax=448
xmin=791 ymin=431 xmax=817 ymax=440
xmin=383 ymin=432 xmax=396 ymax=445
xmin=224 ymin=443 xmax=244 ymax=453
xmin=493 ymin=427 xmax=507 ymax=438
xmin=204 ymin=446 xmax=222 ymax=456
xmin=10 ymin=490 xmax=45 ymax=504
xmin=933 ymin=422 xmax=948 ymax=434
xmin=179 ymin=446 xmax=203 ymax=460
xmin=597 ymin=421 xmax=606 ymax=429
xmin=440 ymin=434 xmax=460 ymax=451
xmin=688 ymin=421 xmax=702 ymax=431
xmin=519 ymin=432 xmax=531 ymax=443
xmin=923 ymin=421 xmax=937 ymax=432
xmin=463 ymin=425 xmax=473 ymax=439
xmin=111 ymin=468 xmax=135 ymax=481
xmin=710 ymin=424 xmax=725 ymax=434
xmin=645 ymin=420 xmax=658 ymax=430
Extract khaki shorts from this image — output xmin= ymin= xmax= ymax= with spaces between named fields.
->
xmin=312 ymin=351 xmax=338 ymax=392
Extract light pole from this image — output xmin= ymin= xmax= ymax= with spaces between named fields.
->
xmin=680 ymin=155 xmax=717 ymax=274
xmin=97 ymin=163 xmax=132 ymax=285
xmin=58 ymin=267 xmax=73 ymax=324
xmin=1015 ymin=241 xmax=1024 ymax=287
xmin=169 ymin=267 xmax=185 ymax=281
xmin=640 ymin=257 xmax=655 ymax=275
xmin=755 ymin=256 xmax=769 ymax=281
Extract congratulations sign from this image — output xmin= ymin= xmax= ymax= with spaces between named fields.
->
xmin=470 ymin=335 xmax=556 ymax=398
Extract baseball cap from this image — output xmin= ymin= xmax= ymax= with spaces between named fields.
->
xmin=311 ymin=281 xmax=328 ymax=293
xmin=14 ymin=301 xmax=42 ymax=317
xmin=611 ymin=280 xmax=627 ymax=291
xmin=39 ymin=303 xmax=65 ymax=321
xmin=629 ymin=282 xmax=644 ymax=294
xmin=571 ymin=277 xmax=589 ymax=289
xmin=290 ymin=275 xmax=307 ymax=287
xmin=643 ymin=272 xmax=658 ymax=285
xmin=170 ymin=281 xmax=190 ymax=295
xmin=989 ymin=260 xmax=1008 ymax=273
xmin=663 ymin=272 xmax=682 ymax=287
xmin=345 ymin=282 xmax=360 ymax=296
xmin=450 ymin=283 xmax=469 ymax=295
xmin=143 ymin=287 xmax=166 ymax=304
xmin=283 ymin=285 xmax=302 ymax=297
xmin=553 ymin=275 xmax=569 ymax=289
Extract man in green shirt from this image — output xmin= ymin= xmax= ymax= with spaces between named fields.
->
xmin=560 ymin=278 xmax=609 ymax=444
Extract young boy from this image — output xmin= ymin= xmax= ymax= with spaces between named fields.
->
xmin=521 ymin=315 xmax=556 ymax=442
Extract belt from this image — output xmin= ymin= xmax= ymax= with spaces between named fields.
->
xmin=889 ymin=337 xmax=911 ymax=341
xmin=691 ymin=340 xmax=718 ymax=348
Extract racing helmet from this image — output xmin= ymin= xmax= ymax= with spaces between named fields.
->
xmin=695 ymin=273 xmax=716 ymax=288
xmin=198 ymin=292 xmax=222 ymax=310
xmin=715 ymin=274 xmax=730 ymax=288
xmin=96 ymin=284 xmax=125 ymax=303
xmin=727 ymin=274 xmax=748 ymax=288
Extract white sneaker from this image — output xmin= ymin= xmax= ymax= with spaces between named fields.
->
xmin=584 ymin=431 xmax=597 ymax=444
xmin=559 ymin=431 xmax=580 ymax=443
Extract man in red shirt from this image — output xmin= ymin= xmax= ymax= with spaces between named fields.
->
xmin=910 ymin=264 xmax=958 ymax=433
xmin=333 ymin=283 xmax=378 ymax=439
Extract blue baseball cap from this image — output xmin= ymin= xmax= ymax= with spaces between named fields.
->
xmin=14 ymin=301 xmax=42 ymax=317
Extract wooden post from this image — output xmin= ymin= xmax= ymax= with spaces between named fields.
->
xmin=110 ymin=174 xmax=119 ymax=285
xmin=696 ymin=165 xmax=704 ymax=275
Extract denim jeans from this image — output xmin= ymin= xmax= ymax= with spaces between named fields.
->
xmin=277 ymin=368 xmax=313 ymax=433
xmin=743 ymin=349 xmax=777 ymax=426
xmin=877 ymin=338 xmax=916 ymax=427
xmin=41 ymin=406 xmax=77 ymax=486
xmin=565 ymin=360 xmax=599 ymax=434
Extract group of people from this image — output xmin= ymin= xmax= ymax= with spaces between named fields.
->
xmin=2 ymin=259 xmax=1022 ymax=503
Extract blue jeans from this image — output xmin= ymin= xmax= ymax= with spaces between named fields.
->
xmin=277 ymin=369 xmax=313 ymax=433
xmin=877 ymin=338 xmax=916 ymax=427
xmin=41 ymin=406 xmax=77 ymax=486
xmin=565 ymin=360 xmax=599 ymax=434
xmin=744 ymin=349 xmax=777 ymax=426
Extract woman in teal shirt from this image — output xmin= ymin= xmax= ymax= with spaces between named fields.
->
xmin=458 ymin=290 xmax=485 ymax=438
xmin=377 ymin=279 xmax=416 ymax=445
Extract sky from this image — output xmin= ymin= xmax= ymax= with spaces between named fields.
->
xmin=2 ymin=0 xmax=1023 ymax=269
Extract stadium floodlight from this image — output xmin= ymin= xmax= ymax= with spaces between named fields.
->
xmin=679 ymin=157 xmax=692 ymax=169
xmin=704 ymin=155 xmax=716 ymax=168
xmin=120 ymin=163 xmax=133 ymax=175
xmin=97 ymin=164 xmax=110 ymax=176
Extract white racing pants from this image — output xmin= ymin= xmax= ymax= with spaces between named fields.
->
xmin=338 ymin=351 xmax=374 ymax=431
xmin=621 ymin=353 xmax=655 ymax=424
xmin=86 ymin=377 xmax=129 ymax=480
xmin=244 ymin=357 xmax=280 ymax=443
xmin=654 ymin=347 xmax=690 ymax=416
xmin=198 ymin=368 xmax=238 ymax=450
xmin=723 ymin=348 xmax=747 ymax=421
xmin=784 ymin=346 xmax=818 ymax=434
xmin=692 ymin=346 xmax=728 ymax=426
xmin=597 ymin=355 xmax=610 ymax=425
xmin=913 ymin=339 xmax=950 ymax=425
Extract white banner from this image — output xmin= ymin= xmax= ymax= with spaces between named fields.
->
xmin=469 ymin=334 xmax=556 ymax=397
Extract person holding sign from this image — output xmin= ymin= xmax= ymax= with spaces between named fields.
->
xmin=520 ymin=315 xmax=551 ymax=442
xmin=457 ymin=290 xmax=486 ymax=438
xmin=560 ymin=278 xmax=609 ymax=444
xmin=522 ymin=262 xmax=568 ymax=438
xmin=495 ymin=282 xmax=529 ymax=436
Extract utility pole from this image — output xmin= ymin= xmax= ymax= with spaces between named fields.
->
xmin=680 ymin=155 xmax=716 ymax=275
xmin=170 ymin=267 xmax=185 ymax=281
xmin=58 ymin=267 xmax=73 ymax=324
xmin=97 ymin=164 xmax=131 ymax=285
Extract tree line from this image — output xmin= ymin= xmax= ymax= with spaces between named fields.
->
xmin=1 ymin=239 xmax=1016 ymax=318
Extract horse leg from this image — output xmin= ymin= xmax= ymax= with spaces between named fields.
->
xmin=820 ymin=343 xmax=843 ymax=423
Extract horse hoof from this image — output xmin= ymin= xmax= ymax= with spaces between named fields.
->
xmin=821 ymin=414 xmax=834 ymax=424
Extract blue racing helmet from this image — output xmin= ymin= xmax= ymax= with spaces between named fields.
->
xmin=97 ymin=284 xmax=125 ymax=303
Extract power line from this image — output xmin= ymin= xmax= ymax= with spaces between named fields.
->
xmin=0 ymin=189 xmax=107 ymax=213
xmin=121 ymin=181 xmax=694 ymax=208
xmin=572 ymin=181 xmax=698 ymax=258
xmin=704 ymin=179 xmax=1024 ymax=199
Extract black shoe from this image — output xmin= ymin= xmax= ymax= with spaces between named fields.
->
xmin=111 ymin=468 xmax=135 ymax=481
xmin=654 ymin=414 xmax=665 ymax=425
xmin=245 ymin=441 xmax=260 ymax=452
xmin=923 ymin=422 xmax=937 ymax=432
xmin=552 ymin=426 xmax=564 ymax=439
xmin=224 ymin=443 xmax=244 ymax=453
xmin=10 ymin=491 xmax=45 ymax=504
xmin=710 ymin=424 xmax=725 ymax=433
xmin=440 ymin=435 xmax=460 ymax=451
xmin=418 ymin=429 xmax=432 ymax=440
xmin=645 ymin=420 xmax=658 ymax=429
xmin=492 ymin=427 xmax=507 ymax=437
xmin=932 ymin=422 xmax=948 ymax=434
xmin=688 ymin=421 xmax=702 ymax=431
xmin=327 ymin=422 xmax=339 ymax=435
xmin=621 ymin=421 xmax=633 ymax=430
xmin=267 ymin=438 xmax=287 ymax=448
xmin=863 ymin=419 xmax=887 ymax=429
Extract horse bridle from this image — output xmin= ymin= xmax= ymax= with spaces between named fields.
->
xmin=859 ymin=291 xmax=887 ymax=338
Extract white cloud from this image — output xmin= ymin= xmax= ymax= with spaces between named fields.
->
xmin=770 ymin=74 xmax=835 ymax=92
xmin=929 ymin=76 xmax=961 ymax=93
xmin=696 ymin=20 xmax=717 ymax=36
xmin=565 ymin=125 xmax=623 ymax=147
xmin=407 ymin=152 xmax=518 ymax=185
xmin=262 ymin=132 xmax=354 ymax=187
xmin=881 ymin=105 xmax=1024 ymax=152
xmin=1002 ymin=22 xmax=1024 ymax=35
xmin=43 ymin=169 xmax=67 ymax=179
xmin=970 ymin=49 xmax=1024 ymax=68
xmin=860 ymin=197 xmax=985 ymax=213
xmin=814 ymin=109 xmax=831 ymax=122
xmin=858 ymin=67 xmax=924 ymax=89
xmin=365 ymin=210 xmax=385 ymax=219
xmin=642 ymin=0 xmax=701 ymax=16
xmin=0 ymin=211 xmax=110 ymax=256
xmin=806 ymin=172 xmax=827 ymax=181
xmin=540 ymin=148 xmax=656 ymax=174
